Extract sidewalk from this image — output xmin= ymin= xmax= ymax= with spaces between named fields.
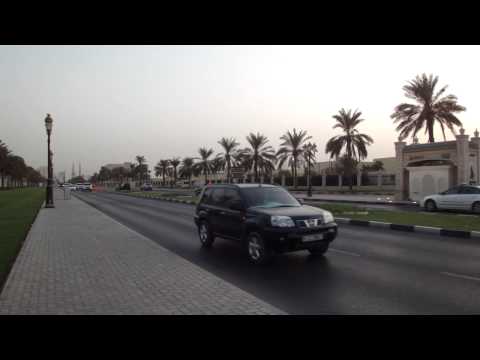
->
xmin=0 ymin=192 xmax=284 ymax=315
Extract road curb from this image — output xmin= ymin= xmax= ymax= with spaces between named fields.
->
xmin=336 ymin=217 xmax=476 ymax=239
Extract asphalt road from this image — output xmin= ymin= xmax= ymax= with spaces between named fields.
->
xmin=75 ymin=191 xmax=480 ymax=314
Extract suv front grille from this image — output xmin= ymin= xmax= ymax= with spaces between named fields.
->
xmin=295 ymin=218 xmax=324 ymax=228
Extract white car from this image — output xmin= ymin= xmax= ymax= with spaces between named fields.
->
xmin=421 ymin=184 xmax=480 ymax=214
xmin=75 ymin=183 xmax=92 ymax=191
xmin=62 ymin=183 xmax=77 ymax=191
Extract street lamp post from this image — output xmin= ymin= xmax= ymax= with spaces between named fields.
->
xmin=45 ymin=114 xmax=55 ymax=208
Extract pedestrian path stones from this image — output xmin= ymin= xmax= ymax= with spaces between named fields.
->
xmin=0 ymin=194 xmax=285 ymax=315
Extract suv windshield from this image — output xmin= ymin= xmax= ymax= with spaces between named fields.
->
xmin=240 ymin=187 xmax=300 ymax=208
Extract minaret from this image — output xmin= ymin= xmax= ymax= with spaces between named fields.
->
xmin=71 ymin=162 xmax=76 ymax=179
xmin=79 ymin=162 xmax=82 ymax=177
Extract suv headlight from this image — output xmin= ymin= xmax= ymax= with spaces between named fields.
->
xmin=271 ymin=215 xmax=295 ymax=228
xmin=323 ymin=211 xmax=334 ymax=223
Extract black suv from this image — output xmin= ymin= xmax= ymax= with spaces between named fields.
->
xmin=194 ymin=184 xmax=338 ymax=264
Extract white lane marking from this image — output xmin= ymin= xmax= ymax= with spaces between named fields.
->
xmin=441 ymin=272 xmax=480 ymax=282
xmin=329 ymin=248 xmax=361 ymax=257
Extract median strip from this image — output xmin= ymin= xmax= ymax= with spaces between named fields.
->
xmin=441 ymin=272 xmax=480 ymax=283
xmin=337 ymin=217 xmax=478 ymax=239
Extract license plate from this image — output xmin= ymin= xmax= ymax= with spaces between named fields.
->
xmin=302 ymin=233 xmax=324 ymax=242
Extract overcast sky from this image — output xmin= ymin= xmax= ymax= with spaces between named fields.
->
xmin=1 ymin=45 xmax=479 ymax=177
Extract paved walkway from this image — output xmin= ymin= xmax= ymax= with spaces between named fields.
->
xmin=0 ymin=192 xmax=284 ymax=315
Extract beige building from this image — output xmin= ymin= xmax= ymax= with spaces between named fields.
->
xmin=395 ymin=128 xmax=480 ymax=201
xmin=103 ymin=162 xmax=134 ymax=171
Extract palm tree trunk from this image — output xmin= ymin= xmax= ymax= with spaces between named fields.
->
xmin=227 ymin=160 xmax=231 ymax=184
xmin=293 ymin=156 xmax=298 ymax=189
xmin=254 ymin=156 xmax=258 ymax=183
xmin=428 ymin=124 xmax=435 ymax=143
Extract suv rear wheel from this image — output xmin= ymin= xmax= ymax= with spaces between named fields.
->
xmin=198 ymin=221 xmax=214 ymax=248
xmin=246 ymin=232 xmax=272 ymax=265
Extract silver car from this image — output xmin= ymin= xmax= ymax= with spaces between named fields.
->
xmin=421 ymin=184 xmax=480 ymax=214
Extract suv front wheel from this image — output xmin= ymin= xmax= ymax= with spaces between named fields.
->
xmin=308 ymin=243 xmax=329 ymax=256
xmin=198 ymin=221 xmax=214 ymax=248
xmin=246 ymin=232 xmax=272 ymax=265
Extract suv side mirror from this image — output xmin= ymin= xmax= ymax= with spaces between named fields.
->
xmin=297 ymin=198 xmax=304 ymax=205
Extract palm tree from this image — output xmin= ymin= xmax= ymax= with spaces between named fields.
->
xmin=196 ymin=147 xmax=214 ymax=184
xmin=276 ymin=129 xmax=312 ymax=189
xmin=210 ymin=156 xmax=225 ymax=183
xmin=303 ymin=142 xmax=318 ymax=196
xmin=155 ymin=160 xmax=170 ymax=186
xmin=170 ymin=157 xmax=181 ymax=186
xmin=135 ymin=155 xmax=147 ymax=182
xmin=179 ymin=157 xmax=195 ymax=186
xmin=241 ymin=133 xmax=277 ymax=182
xmin=218 ymin=137 xmax=240 ymax=183
xmin=325 ymin=108 xmax=373 ymax=190
xmin=391 ymin=73 xmax=466 ymax=143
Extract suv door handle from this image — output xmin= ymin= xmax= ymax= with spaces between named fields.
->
xmin=219 ymin=211 xmax=226 ymax=215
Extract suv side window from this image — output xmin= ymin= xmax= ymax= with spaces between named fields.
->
xmin=209 ymin=188 xmax=225 ymax=206
xmin=223 ymin=188 xmax=242 ymax=209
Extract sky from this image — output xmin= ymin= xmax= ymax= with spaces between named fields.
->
xmin=1 ymin=45 xmax=480 ymax=177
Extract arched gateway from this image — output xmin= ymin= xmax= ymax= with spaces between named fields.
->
xmin=394 ymin=129 xmax=480 ymax=202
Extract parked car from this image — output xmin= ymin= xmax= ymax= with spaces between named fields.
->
xmin=421 ymin=184 xmax=480 ymax=213
xmin=141 ymin=183 xmax=153 ymax=191
xmin=81 ymin=183 xmax=93 ymax=191
xmin=74 ymin=183 xmax=92 ymax=191
xmin=194 ymin=184 xmax=338 ymax=265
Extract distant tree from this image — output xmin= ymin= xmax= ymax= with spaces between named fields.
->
xmin=5 ymin=155 xmax=27 ymax=187
xmin=302 ymin=142 xmax=318 ymax=195
xmin=98 ymin=166 xmax=112 ymax=182
xmin=277 ymin=129 xmax=312 ymax=189
xmin=111 ymin=167 xmax=128 ymax=182
xmin=0 ymin=140 xmax=11 ymax=188
xmin=218 ymin=137 xmax=240 ymax=183
xmin=391 ymin=73 xmax=466 ymax=143
xmin=179 ymin=157 xmax=195 ymax=186
xmin=135 ymin=155 xmax=147 ymax=182
xmin=195 ymin=147 xmax=214 ymax=184
xmin=155 ymin=160 xmax=170 ymax=186
xmin=89 ymin=172 xmax=99 ymax=183
xmin=326 ymin=108 xmax=373 ymax=190
xmin=242 ymin=133 xmax=276 ymax=182
xmin=210 ymin=156 xmax=225 ymax=182
xmin=170 ymin=157 xmax=181 ymax=186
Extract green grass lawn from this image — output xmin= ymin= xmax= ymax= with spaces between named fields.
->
xmin=309 ymin=202 xmax=480 ymax=232
xmin=0 ymin=188 xmax=44 ymax=287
